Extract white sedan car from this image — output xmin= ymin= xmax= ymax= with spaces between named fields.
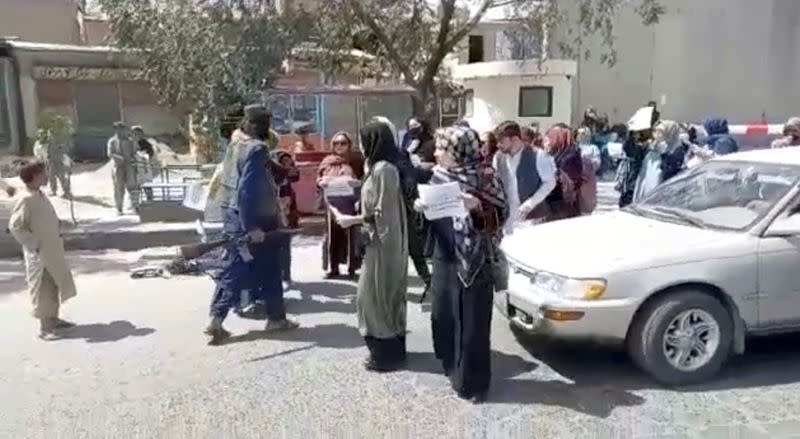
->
xmin=498 ymin=147 xmax=800 ymax=385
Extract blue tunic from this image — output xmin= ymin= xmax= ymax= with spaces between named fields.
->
xmin=218 ymin=145 xmax=280 ymax=294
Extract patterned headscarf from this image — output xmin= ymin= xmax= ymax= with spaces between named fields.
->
xmin=786 ymin=117 xmax=800 ymax=139
xmin=434 ymin=125 xmax=508 ymax=287
xmin=655 ymin=120 xmax=681 ymax=145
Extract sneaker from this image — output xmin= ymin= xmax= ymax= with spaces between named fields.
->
xmin=264 ymin=318 xmax=299 ymax=332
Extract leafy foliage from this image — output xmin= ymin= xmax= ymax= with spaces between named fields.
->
xmin=37 ymin=112 xmax=74 ymax=143
xmin=98 ymin=0 xmax=305 ymax=118
xmin=311 ymin=0 xmax=663 ymax=119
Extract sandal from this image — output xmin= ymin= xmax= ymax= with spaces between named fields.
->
xmin=38 ymin=331 xmax=61 ymax=341
xmin=55 ymin=319 xmax=76 ymax=329
xmin=204 ymin=326 xmax=231 ymax=346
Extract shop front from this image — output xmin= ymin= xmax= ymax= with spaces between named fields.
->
xmin=8 ymin=41 xmax=182 ymax=160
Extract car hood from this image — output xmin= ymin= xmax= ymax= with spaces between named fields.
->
xmin=500 ymin=211 xmax=737 ymax=277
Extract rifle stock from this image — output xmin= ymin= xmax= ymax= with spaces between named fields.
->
xmin=177 ymin=228 xmax=302 ymax=260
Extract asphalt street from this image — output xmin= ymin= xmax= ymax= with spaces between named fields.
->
xmin=2 ymin=184 xmax=800 ymax=438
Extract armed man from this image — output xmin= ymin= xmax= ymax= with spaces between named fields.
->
xmin=205 ymin=104 xmax=298 ymax=345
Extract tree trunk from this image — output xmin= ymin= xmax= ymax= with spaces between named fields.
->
xmin=411 ymin=87 xmax=437 ymax=127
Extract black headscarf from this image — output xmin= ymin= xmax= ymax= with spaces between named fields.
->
xmin=360 ymin=121 xmax=398 ymax=169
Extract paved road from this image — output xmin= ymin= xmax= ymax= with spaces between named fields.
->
xmin=3 ymin=184 xmax=800 ymax=438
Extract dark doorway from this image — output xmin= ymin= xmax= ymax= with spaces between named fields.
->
xmin=468 ymin=35 xmax=484 ymax=64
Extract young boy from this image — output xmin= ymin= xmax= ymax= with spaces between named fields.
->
xmin=272 ymin=151 xmax=299 ymax=288
xmin=8 ymin=161 xmax=77 ymax=340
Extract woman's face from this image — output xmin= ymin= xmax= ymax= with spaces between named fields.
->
xmin=652 ymin=127 xmax=666 ymax=143
xmin=331 ymin=135 xmax=350 ymax=155
xmin=434 ymin=147 xmax=457 ymax=169
xmin=543 ymin=134 xmax=552 ymax=152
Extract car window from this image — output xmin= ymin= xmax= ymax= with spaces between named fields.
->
xmin=635 ymin=161 xmax=800 ymax=231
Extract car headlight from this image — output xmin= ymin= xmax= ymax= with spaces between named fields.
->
xmin=531 ymin=271 xmax=607 ymax=300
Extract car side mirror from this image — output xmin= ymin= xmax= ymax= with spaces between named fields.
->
xmin=767 ymin=214 xmax=800 ymax=237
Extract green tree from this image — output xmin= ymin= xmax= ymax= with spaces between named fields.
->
xmin=309 ymin=0 xmax=664 ymax=122
xmin=98 ymin=0 xmax=307 ymax=159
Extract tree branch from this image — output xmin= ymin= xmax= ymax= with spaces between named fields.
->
xmin=443 ymin=0 xmax=493 ymax=51
xmin=344 ymin=0 xmax=416 ymax=86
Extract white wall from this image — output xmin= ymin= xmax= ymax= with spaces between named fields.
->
xmin=553 ymin=0 xmax=800 ymax=125
xmin=460 ymin=73 xmax=573 ymax=132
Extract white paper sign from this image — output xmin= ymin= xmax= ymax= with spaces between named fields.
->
xmin=418 ymin=182 xmax=468 ymax=220
xmin=324 ymin=177 xmax=355 ymax=197
xmin=183 ymin=182 xmax=208 ymax=211
xmin=628 ymin=106 xmax=654 ymax=131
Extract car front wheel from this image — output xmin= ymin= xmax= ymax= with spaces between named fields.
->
xmin=628 ymin=290 xmax=733 ymax=385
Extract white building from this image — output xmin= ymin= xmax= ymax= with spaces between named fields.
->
xmin=553 ymin=0 xmax=800 ymax=125
xmin=449 ymin=10 xmax=577 ymax=132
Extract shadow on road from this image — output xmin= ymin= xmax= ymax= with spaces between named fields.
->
xmin=0 ymin=254 xmax=132 ymax=296
xmin=70 ymin=195 xmax=114 ymax=209
xmin=229 ymin=323 xmax=362 ymax=351
xmin=287 ymin=281 xmax=356 ymax=315
xmin=404 ymin=350 xmax=642 ymax=417
xmin=514 ymin=331 xmax=800 ymax=393
xmin=58 ymin=320 xmax=155 ymax=343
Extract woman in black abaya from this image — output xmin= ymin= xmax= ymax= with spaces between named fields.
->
xmin=416 ymin=126 xmax=508 ymax=402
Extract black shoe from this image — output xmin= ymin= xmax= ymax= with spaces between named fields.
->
xmin=204 ymin=326 xmax=231 ymax=346
xmin=364 ymin=357 xmax=399 ymax=373
xmin=324 ymin=271 xmax=341 ymax=279
xmin=470 ymin=392 xmax=488 ymax=404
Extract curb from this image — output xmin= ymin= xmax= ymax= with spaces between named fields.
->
xmin=0 ymin=218 xmax=326 ymax=259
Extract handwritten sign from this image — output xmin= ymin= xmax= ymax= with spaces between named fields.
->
xmin=417 ymin=182 xmax=468 ymax=220
xmin=33 ymin=66 xmax=142 ymax=81
xmin=628 ymin=106 xmax=654 ymax=131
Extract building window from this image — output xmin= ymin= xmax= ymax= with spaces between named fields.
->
xmin=518 ymin=86 xmax=552 ymax=117
xmin=468 ymin=35 xmax=484 ymax=63
xmin=496 ymin=27 xmax=540 ymax=61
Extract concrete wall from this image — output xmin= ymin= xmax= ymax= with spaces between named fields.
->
xmin=0 ymin=0 xmax=81 ymax=44
xmin=453 ymin=60 xmax=576 ymax=132
xmin=552 ymin=0 xmax=800 ymax=125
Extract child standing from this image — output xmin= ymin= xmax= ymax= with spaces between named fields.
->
xmin=9 ymin=161 xmax=78 ymax=340
xmin=272 ymin=151 xmax=300 ymax=288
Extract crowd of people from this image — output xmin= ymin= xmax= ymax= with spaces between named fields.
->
xmin=6 ymin=98 xmax=800 ymax=403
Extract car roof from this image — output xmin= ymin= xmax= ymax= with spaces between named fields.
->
xmin=715 ymin=146 xmax=800 ymax=166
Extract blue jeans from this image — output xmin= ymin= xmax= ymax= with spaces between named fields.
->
xmin=209 ymin=285 xmax=240 ymax=320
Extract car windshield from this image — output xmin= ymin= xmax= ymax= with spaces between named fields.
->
xmin=628 ymin=160 xmax=800 ymax=231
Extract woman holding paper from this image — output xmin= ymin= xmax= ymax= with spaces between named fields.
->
xmin=333 ymin=122 xmax=409 ymax=372
xmin=317 ymin=132 xmax=363 ymax=278
xmin=419 ymin=126 xmax=508 ymax=403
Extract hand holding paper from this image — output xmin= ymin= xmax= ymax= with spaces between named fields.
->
xmin=417 ymin=182 xmax=468 ymax=220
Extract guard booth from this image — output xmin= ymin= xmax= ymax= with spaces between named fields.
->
xmin=263 ymin=85 xmax=414 ymax=214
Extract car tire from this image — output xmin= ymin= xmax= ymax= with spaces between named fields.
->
xmin=628 ymin=290 xmax=733 ymax=386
